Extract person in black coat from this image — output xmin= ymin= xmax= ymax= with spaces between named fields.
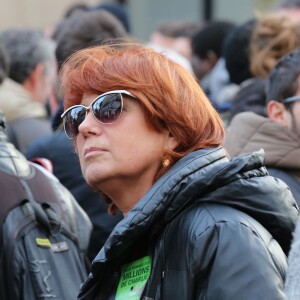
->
xmin=60 ymin=42 xmax=298 ymax=300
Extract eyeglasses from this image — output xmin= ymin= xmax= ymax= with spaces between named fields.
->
xmin=282 ymin=96 xmax=300 ymax=104
xmin=61 ymin=90 xmax=136 ymax=139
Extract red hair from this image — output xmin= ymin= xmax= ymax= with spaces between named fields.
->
xmin=60 ymin=42 xmax=224 ymax=213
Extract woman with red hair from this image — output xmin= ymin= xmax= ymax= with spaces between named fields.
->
xmin=60 ymin=42 xmax=297 ymax=299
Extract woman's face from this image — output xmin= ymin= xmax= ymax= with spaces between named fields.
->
xmin=75 ymin=92 xmax=178 ymax=205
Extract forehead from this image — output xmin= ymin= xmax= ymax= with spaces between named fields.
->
xmin=81 ymin=93 xmax=98 ymax=106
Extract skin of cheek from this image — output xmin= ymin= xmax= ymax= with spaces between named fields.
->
xmin=74 ymin=95 xmax=170 ymax=192
xmin=289 ymin=104 xmax=300 ymax=138
xmin=77 ymin=133 xmax=165 ymax=192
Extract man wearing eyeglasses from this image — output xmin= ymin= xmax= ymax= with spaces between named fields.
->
xmin=225 ymin=49 xmax=300 ymax=206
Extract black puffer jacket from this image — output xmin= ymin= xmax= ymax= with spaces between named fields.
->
xmin=78 ymin=147 xmax=298 ymax=300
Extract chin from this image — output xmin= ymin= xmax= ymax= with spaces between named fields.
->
xmin=85 ymin=172 xmax=100 ymax=188
xmin=84 ymin=168 xmax=108 ymax=188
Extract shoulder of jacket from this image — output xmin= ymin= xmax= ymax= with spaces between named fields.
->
xmin=170 ymin=203 xmax=271 ymax=241
xmin=29 ymin=162 xmax=58 ymax=182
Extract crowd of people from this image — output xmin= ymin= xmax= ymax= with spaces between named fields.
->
xmin=0 ymin=0 xmax=300 ymax=299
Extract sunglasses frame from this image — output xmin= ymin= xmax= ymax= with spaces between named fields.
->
xmin=61 ymin=90 xmax=136 ymax=139
xmin=282 ymin=95 xmax=300 ymax=104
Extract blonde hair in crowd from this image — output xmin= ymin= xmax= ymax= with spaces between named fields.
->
xmin=250 ymin=13 xmax=300 ymax=78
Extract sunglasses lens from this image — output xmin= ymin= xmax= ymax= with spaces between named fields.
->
xmin=63 ymin=92 xmax=124 ymax=139
xmin=64 ymin=106 xmax=86 ymax=139
xmin=92 ymin=93 xmax=122 ymax=124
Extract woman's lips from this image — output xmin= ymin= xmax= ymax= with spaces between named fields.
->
xmin=84 ymin=147 xmax=106 ymax=157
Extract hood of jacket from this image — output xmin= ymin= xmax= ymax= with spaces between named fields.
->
xmin=229 ymin=78 xmax=267 ymax=121
xmin=225 ymin=112 xmax=300 ymax=174
xmin=86 ymin=147 xmax=297 ymax=285
xmin=0 ymin=78 xmax=47 ymax=122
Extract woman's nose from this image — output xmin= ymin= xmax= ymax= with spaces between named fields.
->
xmin=78 ymin=109 xmax=100 ymax=137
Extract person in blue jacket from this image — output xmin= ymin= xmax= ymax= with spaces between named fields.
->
xmin=60 ymin=42 xmax=298 ymax=300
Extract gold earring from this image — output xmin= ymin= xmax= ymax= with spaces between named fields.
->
xmin=162 ymin=158 xmax=170 ymax=167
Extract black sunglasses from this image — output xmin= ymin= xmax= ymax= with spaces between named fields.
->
xmin=61 ymin=90 xmax=136 ymax=139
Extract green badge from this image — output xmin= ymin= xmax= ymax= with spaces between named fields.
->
xmin=116 ymin=256 xmax=152 ymax=300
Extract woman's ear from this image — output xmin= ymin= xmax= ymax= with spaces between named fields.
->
xmin=23 ymin=63 xmax=44 ymax=93
xmin=166 ymin=131 xmax=179 ymax=150
xmin=267 ymin=100 xmax=290 ymax=127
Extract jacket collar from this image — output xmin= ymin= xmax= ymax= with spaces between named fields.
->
xmin=80 ymin=147 xmax=298 ymax=295
xmin=93 ymin=147 xmax=297 ymax=264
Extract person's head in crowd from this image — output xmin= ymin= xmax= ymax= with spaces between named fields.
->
xmin=51 ymin=9 xmax=129 ymax=130
xmin=150 ymin=22 xmax=180 ymax=50
xmin=60 ymin=42 xmax=224 ymax=215
xmin=43 ymin=3 xmax=90 ymax=37
xmin=150 ymin=21 xmax=204 ymax=60
xmin=0 ymin=28 xmax=57 ymax=104
xmin=0 ymin=44 xmax=9 ymax=85
xmin=89 ymin=2 xmax=130 ymax=32
xmin=171 ymin=21 xmax=204 ymax=60
xmin=274 ymin=0 xmax=300 ymax=22
xmin=266 ymin=48 xmax=300 ymax=137
xmin=191 ymin=20 xmax=236 ymax=81
xmin=223 ymin=19 xmax=256 ymax=85
xmin=250 ymin=13 xmax=300 ymax=78
xmin=63 ymin=3 xmax=89 ymax=18
xmin=53 ymin=9 xmax=128 ymax=71
xmin=147 ymin=22 xmax=197 ymax=74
